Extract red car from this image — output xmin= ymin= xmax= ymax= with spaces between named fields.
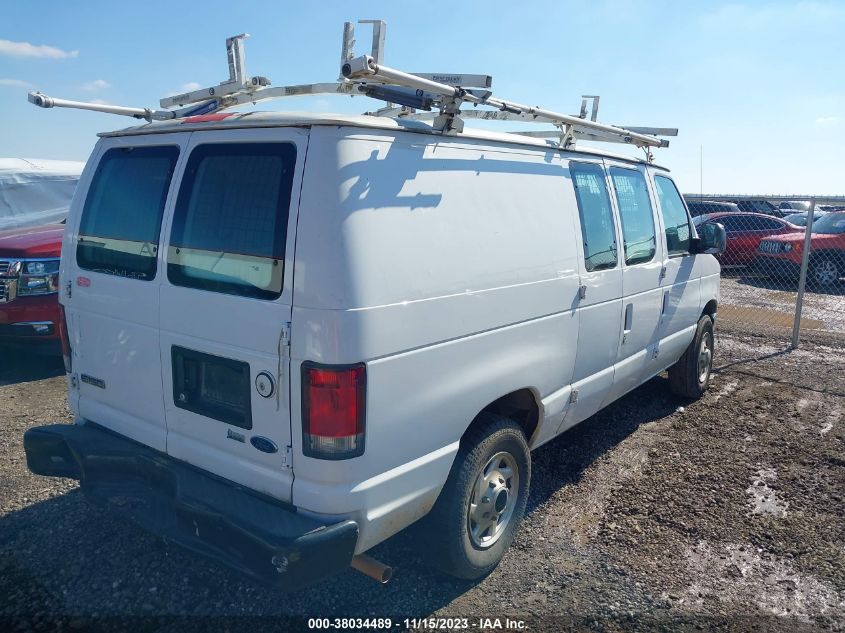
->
xmin=757 ymin=211 xmax=845 ymax=287
xmin=693 ymin=212 xmax=801 ymax=266
xmin=0 ymin=223 xmax=64 ymax=347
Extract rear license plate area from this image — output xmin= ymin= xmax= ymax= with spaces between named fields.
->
xmin=172 ymin=346 xmax=252 ymax=429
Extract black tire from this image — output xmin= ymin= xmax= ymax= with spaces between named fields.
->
xmin=668 ymin=314 xmax=714 ymax=399
xmin=423 ymin=413 xmax=531 ymax=580
xmin=809 ymin=256 xmax=840 ymax=288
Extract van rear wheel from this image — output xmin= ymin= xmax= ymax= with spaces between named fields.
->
xmin=668 ymin=314 xmax=714 ymax=399
xmin=424 ymin=413 xmax=530 ymax=580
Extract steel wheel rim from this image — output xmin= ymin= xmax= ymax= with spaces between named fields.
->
xmin=698 ymin=331 xmax=713 ymax=384
xmin=468 ymin=451 xmax=519 ymax=549
xmin=814 ymin=261 xmax=837 ymax=286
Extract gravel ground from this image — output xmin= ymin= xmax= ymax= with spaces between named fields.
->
xmin=1 ymin=332 xmax=844 ymax=633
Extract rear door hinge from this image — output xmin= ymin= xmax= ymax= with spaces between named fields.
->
xmin=281 ymin=445 xmax=293 ymax=469
xmin=570 ymin=389 xmax=579 ymax=404
xmin=276 ymin=321 xmax=292 ymax=411
xmin=280 ymin=321 xmax=291 ymax=356
xmin=65 ymin=279 xmax=72 ymax=299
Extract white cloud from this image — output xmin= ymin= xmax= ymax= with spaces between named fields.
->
xmin=816 ymin=116 xmax=841 ymax=125
xmin=0 ymin=39 xmax=78 ymax=59
xmin=164 ymin=82 xmax=203 ymax=98
xmin=0 ymin=78 xmax=33 ymax=88
xmin=81 ymin=79 xmax=109 ymax=91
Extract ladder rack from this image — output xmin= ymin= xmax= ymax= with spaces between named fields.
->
xmin=341 ymin=54 xmax=670 ymax=150
xmin=26 ymin=19 xmax=677 ymax=159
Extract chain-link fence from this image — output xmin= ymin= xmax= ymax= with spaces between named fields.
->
xmin=686 ymin=196 xmax=845 ymax=348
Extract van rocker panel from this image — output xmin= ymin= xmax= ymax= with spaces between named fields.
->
xmin=23 ymin=423 xmax=358 ymax=591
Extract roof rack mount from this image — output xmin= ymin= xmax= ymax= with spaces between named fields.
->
xmin=26 ymin=19 xmax=677 ymax=157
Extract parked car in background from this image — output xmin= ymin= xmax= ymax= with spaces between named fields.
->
xmin=693 ymin=212 xmax=801 ymax=266
xmin=0 ymin=223 xmax=64 ymax=345
xmin=757 ymin=211 xmax=845 ymax=287
xmin=727 ymin=199 xmax=782 ymax=217
xmin=778 ymin=201 xmax=810 ymax=212
xmin=0 ymin=159 xmax=82 ymax=348
xmin=686 ymin=200 xmax=741 ymax=218
xmin=782 ymin=210 xmax=826 ymax=228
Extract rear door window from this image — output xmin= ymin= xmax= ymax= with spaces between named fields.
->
xmin=719 ymin=216 xmax=743 ymax=233
xmin=654 ymin=175 xmax=692 ymax=256
xmin=167 ymin=143 xmax=297 ymax=300
xmin=609 ymin=168 xmax=656 ymax=265
xmin=77 ymin=146 xmax=179 ymax=280
xmin=569 ymin=162 xmax=618 ymax=271
xmin=757 ymin=217 xmax=784 ymax=231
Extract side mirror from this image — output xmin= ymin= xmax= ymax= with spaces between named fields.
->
xmin=694 ymin=222 xmax=727 ymax=254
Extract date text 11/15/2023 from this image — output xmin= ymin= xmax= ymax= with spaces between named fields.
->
xmin=306 ymin=617 xmax=528 ymax=630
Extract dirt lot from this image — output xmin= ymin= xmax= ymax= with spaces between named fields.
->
xmin=1 ymin=330 xmax=844 ymax=632
xmin=719 ymin=275 xmax=845 ymax=344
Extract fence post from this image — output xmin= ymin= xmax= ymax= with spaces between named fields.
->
xmin=791 ymin=197 xmax=817 ymax=349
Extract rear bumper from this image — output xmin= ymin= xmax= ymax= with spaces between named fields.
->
xmin=23 ymin=423 xmax=358 ymax=591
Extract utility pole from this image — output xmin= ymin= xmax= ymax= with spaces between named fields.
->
xmin=700 ymin=145 xmax=703 ymax=198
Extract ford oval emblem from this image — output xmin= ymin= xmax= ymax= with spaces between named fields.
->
xmin=250 ymin=436 xmax=278 ymax=454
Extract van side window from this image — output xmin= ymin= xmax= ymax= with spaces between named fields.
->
xmin=168 ymin=143 xmax=296 ymax=300
xmin=609 ymin=168 xmax=656 ymax=265
xmin=654 ymin=175 xmax=692 ymax=256
xmin=569 ymin=162 xmax=618 ymax=271
xmin=77 ymin=146 xmax=179 ymax=280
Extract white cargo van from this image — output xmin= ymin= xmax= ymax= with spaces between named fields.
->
xmin=23 ymin=38 xmax=726 ymax=589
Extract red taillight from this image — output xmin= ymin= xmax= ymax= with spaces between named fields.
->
xmin=58 ymin=303 xmax=72 ymax=373
xmin=302 ymin=363 xmax=366 ymax=459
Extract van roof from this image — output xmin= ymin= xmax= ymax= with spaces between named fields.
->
xmin=99 ymin=110 xmax=669 ymax=171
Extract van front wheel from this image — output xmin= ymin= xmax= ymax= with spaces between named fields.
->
xmin=668 ymin=314 xmax=715 ymax=399
xmin=425 ymin=413 xmax=530 ymax=580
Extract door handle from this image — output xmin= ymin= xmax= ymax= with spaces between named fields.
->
xmin=622 ymin=303 xmax=633 ymax=343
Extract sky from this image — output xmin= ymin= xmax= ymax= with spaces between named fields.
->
xmin=1 ymin=0 xmax=843 ymax=195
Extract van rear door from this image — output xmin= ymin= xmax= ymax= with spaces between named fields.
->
xmin=67 ymin=134 xmax=186 ymax=452
xmin=158 ymin=128 xmax=307 ymax=504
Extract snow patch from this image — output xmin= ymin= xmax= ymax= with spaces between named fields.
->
xmin=821 ymin=405 xmax=840 ymax=436
xmin=684 ymin=541 xmax=845 ymax=623
xmin=747 ymin=468 xmax=788 ymax=518
xmin=713 ymin=379 xmax=739 ymax=402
